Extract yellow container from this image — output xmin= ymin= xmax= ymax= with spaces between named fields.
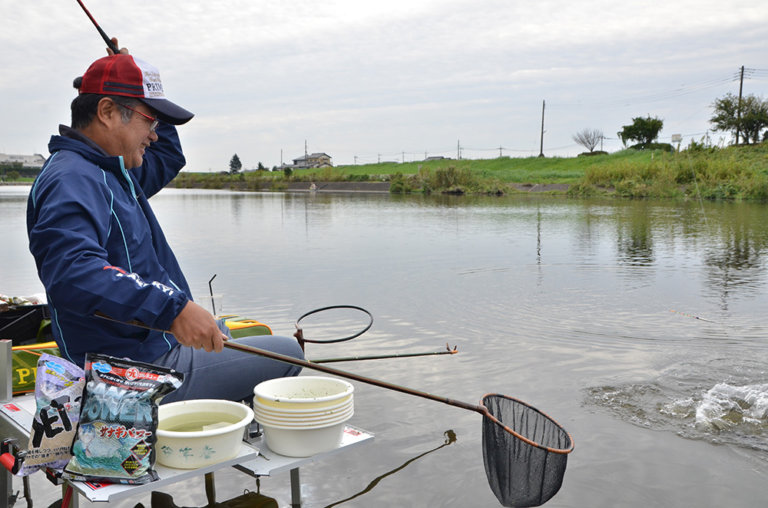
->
xmin=222 ymin=317 xmax=273 ymax=338
xmin=11 ymin=341 xmax=60 ymax=395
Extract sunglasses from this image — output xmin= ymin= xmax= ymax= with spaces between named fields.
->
xmin=117 ymin=102 xmax=159 ymax=132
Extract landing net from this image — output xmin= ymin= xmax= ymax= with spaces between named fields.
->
xmin=481 ymin=394 xmax=573 ymax=507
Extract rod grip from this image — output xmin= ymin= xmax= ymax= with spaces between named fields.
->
xmin=98 ymin=27 xmax=121 ymax=54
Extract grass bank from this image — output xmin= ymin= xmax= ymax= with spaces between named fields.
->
xmin=170 ymin=143 xmax=768 ymax=200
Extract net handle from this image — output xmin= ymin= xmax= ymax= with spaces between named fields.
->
xmin=94 ymin=313 xmax=574 ymax=455
xmin=222 ymin=341 xmax=574 ymax=455
xmin=94 ymin=312 xmax=468 ymax=413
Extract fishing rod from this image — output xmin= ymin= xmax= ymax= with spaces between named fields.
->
xmin=75 ymin=0 xmax=120 ymax=54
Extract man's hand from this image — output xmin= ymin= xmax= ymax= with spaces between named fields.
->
xmin=107 ymin=37 xmax=130 ymax=56
xmin=170 ymin=300 xmax=226 ymax=353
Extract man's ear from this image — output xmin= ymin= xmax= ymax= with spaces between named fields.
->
xmin=95 ymin=97 xmax=120 ymax=129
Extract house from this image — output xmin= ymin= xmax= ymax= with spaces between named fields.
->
xmin=0 ymin=153 xmax=47 ymax=168
xmin=290 ymin=153 xmax=333 ymax=169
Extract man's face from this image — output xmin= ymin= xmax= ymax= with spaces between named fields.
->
xmin=111 ymin=101 xmax=159 ymax=169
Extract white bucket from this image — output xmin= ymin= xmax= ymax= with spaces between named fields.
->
xmin=253 ymin=376 xmax=354 ymax=409
xmin=254 ymin=406 xmax=354 ymax=428
xmin=253 ymin=395 xmax=353 ymax=416
xmin=157 ymin=399 xmax=253 ymax=469
xmin=253 ymin=376 xmax=355 ymax=456
xmin=253 ymin=397 xmax=353 ymax=417
xmin=260 ymin=420 xmax=349 ymax=457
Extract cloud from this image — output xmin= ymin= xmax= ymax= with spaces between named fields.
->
xmin=1 ymin=0 xmax=766 ymax=168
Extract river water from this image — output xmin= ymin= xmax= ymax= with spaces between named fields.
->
xmin=3 ymin=186 xmax=767 ymax=507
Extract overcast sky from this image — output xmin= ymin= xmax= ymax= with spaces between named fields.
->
xmin=1 ymin=0 xmax=766 ymax=171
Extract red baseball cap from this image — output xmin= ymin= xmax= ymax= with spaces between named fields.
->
xmin=78 ymin=54 xmax=193 ymax=125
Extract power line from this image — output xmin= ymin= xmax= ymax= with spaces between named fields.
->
xmin=552 ymin=72 xmax=739 ymax=108
xmin=330 ymin=68 xmax=765 ymax=164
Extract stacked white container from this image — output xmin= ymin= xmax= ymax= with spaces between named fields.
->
xmin=253 ymin=376 xmax=354 ymax=457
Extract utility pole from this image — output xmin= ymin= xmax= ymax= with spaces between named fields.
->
xmin=499 ymin=146 xmax=503 ymax=158
xmin=538 ymin=100 xmax=545 ymax=157
xmin=457 ymin=140 xmax=461 ymax=160
xmin=735 ymin=65 xmax=744 ymax=145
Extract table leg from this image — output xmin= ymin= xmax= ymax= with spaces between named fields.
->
xmin=63 ymin=483 xmax=80 ymax=508
xmin=1 ymin=342 xmax=15 ymax=508
xmin=1 ymin=468 xmax=11 ymax=508
xmin=290 ymin=468 xmax=301 ymax=507
xmin=205 ymin=472 xmax=216 ymax=506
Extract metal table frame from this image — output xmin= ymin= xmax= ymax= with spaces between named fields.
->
xmin=1 ymin=340 xmax=373 ymax=508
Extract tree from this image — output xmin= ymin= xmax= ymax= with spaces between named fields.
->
xmin=572 ymin=128 xmax=604 ymax=152
xmin=229 ymin=154 xmax=242 ymax=174
xmin=618 ymin=116 xmax=663 ymax=147
xmin=710 ymin=93 xmax=768 ymax=145
xmin=741 ymin=97 xmax=768 ymax=144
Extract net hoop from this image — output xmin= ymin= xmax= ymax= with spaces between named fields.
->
xmin=295 ymin=305 xmax=373 ymax=344
xmin=481 ymin=393 xmax=574 ymax=455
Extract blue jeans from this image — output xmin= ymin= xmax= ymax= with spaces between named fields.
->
xmin=153 ymin=324 xmax=304 ymax=404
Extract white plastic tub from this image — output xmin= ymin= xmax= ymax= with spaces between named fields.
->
xmin=253 ymin=376 xmax=354 ymax=409
xmin=261 ymin=420 xmax=349 ymax=457
xmin=253 ymin=397 xmax=353 ymax=417
xmin=156 ymin=399 xmax=253 ymax=469
xmin=253 ymin=376 xmax=355 ymax=456
xmin=253 ymin=396 xmax=354 ymax=418
xmin=254 ymin=406 xmax=354 ymax=427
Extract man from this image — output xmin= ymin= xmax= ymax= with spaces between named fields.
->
xmin=27 ymin=41 xmax=303 ymax=403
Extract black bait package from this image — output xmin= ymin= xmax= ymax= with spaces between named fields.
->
xmin=63 ymin=353 xmax=183 ymax=484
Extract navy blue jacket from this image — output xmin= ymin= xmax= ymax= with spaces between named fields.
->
xmin=27 ymin=123 xmax=191 ymax=367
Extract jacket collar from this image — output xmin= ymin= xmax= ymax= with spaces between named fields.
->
xmin=49 ymin=124 xmax=124 ymax=173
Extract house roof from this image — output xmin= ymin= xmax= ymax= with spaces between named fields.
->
xmin=0 ymin=153 xmax=47 ymax=167
xmin=293 ymin=152 xmax=331 ymax=161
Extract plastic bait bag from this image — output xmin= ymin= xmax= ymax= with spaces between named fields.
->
xmin=16 ymin=354 xmax=85 ymax=476
xmin=62 ymin=353 xmax=183 ymax=485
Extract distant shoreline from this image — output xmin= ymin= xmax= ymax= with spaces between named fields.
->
xmin=6 ymin=144 xmax=768 ymax=199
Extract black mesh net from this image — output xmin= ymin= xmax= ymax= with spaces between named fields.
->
xmin=481 ymin=394 xmax=573 ymax=507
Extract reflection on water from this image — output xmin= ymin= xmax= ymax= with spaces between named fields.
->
xmin=4 ymin=187 xmax=768 ymax=506
xmin=703 ymin=208 xmax=768 ymax=309
xmin=323 ymin=430 xmax=457 ymax=507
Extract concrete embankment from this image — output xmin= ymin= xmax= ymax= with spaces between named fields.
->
xmin=284 ymin=182 xmax=571 ymax=193
xmin=286 ymin=182 xmax=391 ymax=193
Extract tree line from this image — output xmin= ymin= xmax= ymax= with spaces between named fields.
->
xmin=572 ymin=92 xmax=768 ymax=154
